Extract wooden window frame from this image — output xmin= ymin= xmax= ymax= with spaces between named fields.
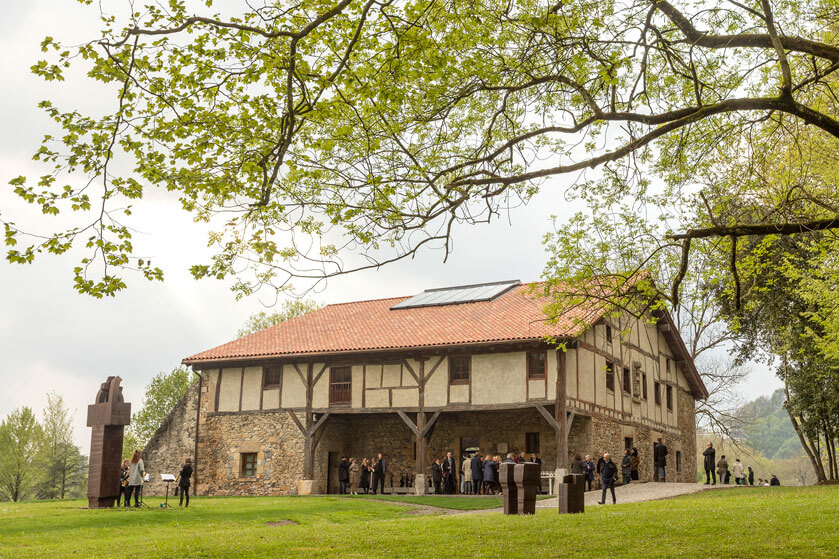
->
xmin=526 ymin=351 xmax=547 ymax=380
xmin=263 ymin=365 xmax=282 ymax=389
xmin=642 ymin=373 xmax=648 ymax=400
xmin=449 ymin=355 xmax=471 ymax=385
xmin=605 ymin=360 xmax=615 ymax=392
xmin=525 ymin=432 xmax=540 ymax=454
xmin=666 ymin=385 xmax=673 ymax=411
xmin=240 ymin=452 xmax=257 ymax=478
xmin=654 ymin=382 xmax=661 ymax=406
xmin=665 ymin=357 xmax=671 ymax=375
xmin=622 ymin=367 xmax=631 ymax=395
xmin=605 ymin=324 xmax=612 ymax=344
xmin=329 ymin=366 xmax=352 ymax=405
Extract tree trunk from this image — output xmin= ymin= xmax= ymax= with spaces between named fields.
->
xmin=783 ymin=359 xmax=827 ymax=483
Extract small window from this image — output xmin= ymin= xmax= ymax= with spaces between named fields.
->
xmin=263 ymin=366 xmax=282 ymax=388
xmin=666 ymin=357 xmax=671 ymax=374
xmin=676 ymin=450 xmax=682 ymax=472
xmin=642 ymin=373 xmax=648 ymax=400
xmin=527 ymin=351 xmax=547 ymax=380
xmin=666 ymin=385 xmax=673 ymax=411
xmin=240 ymin=452 xmax=257 ymax=478
xmin=605 ymin=324 xmax=612 ymax=344
xmin=449 ymin=356 xmax=471 ymax=384
xmin=654 ymin=382 xmax=661 ymax=406
xmin=525 ymin=432 xmax=540 ymax=454
xmin=622 ymin=367 xmax=631 ymax=395
xmin=329 ymin=366 xmax=352 ymax=404
xmin=605 ymin=361 xmax=615 ymax=392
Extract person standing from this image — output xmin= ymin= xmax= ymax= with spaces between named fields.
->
xmin=621 ymin=448 xmax=632 ymax=485
xmin=117 ymin=459 xmax=130 ymax=507
xmin=471 ymin=453 xmax=483 ymax=495
xmin=717 ymin=455 xmax=729 ymax=485
xmin=126 ymin=449 xmax=145 ymax=508
xmin=530 ymin=453 xmax=543 ymax=493
xmin=630 ymin=448 xmax=640 ymax=481
xmin=703 ymin=442 xmax=717 ymax=485
xmin=654 ymin=438 xmax=668 ymax=482
xmin=732 ymin=459 xmax=744 ymax=485
xmin=747 ymin=466 xmax=755 ymax=486
xmin=442 ymin=452 xmax=457 ymax=494
xmin=178 ymin=458 xmax=193 ymax=507
xmin=359 ymin=458 xmax=371 ymax=494
xmin=584 ymin=455 xmax=596 ymax=491
xmin=371 ymin=452 xmax=386 ymax=495
xmin=349 ymin=457 xmax=360 ymax=495
xmin=338 ymin=456 xmax=350 ymax=494
xmin=598 ymin=453 xmax=618 ymax=505
xmin=770 ymin=475 xmax=780 ymax=486
xmin=595 ymin=454 xmax=605 ymax=489
xmin=432 ymin=458 xmax=443 ymax=494
xmin=461 ymin=455 xmax=473 ymax=494
xmin=482 ymin=455 xmax=496 ymax=494
xmin=570 ymin=453 xmax=584 ymax=475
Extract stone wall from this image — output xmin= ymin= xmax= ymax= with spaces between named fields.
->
xmin=140 ymin=380 xmax=201 ymax=496
xmin=677 ymin=389 xmax=698 ymax=482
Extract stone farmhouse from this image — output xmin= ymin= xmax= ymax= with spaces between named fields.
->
xmin=142 ymin=280 xmax=707 ymax=496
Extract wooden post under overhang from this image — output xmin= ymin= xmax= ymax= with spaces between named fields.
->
xmin=556 ymin=348 xmax=568 ymax=470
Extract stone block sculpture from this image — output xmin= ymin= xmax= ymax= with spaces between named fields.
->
xmin=499 ymin=462 xmax=519 ymax=514
xmin=87 ymin=376 xmax=131 ymax=508
xmin=557 ymin=473 xmax=585 ymax=514
xmin=500 ymin=462 xmax=541 ymax=515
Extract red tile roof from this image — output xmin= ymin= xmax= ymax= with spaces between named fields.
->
xmin=183 ymin=283 xmax=604 ymax=363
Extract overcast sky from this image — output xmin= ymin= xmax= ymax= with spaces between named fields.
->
xmin=0 ymin=0 xmax=783 ymax=451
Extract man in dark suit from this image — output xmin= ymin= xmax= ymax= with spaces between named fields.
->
xmin=654 ymin=438 xmax=668 ymax=482
xmin=703 ymin=442 xmax=716 ymax=485
xmin=471 ymin=453 xmax=483 ymax=494
xmin=338 ymin=456 xmax=350 ymax=494
xmin=432 ymin=458 xmax=443 ymax=494
xmin=598 ymin=453 xmax=618 ymax=505
xmin=442 ymin=451 xmax=457 ymax=494
xmin=371 ymin=452 xmax=386 ymax=495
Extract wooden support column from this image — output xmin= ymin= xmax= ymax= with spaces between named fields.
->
xmin=415 ymin=359 xmax=427 ymax=494
xmin=556 ymin=349 xmax=568 ymax=471
xmin=303 ymin=363 xmax=315 ymax=479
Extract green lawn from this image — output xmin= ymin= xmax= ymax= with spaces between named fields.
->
xmin=346 ymin=493 xmax=550 ymax=510
xmin=1 ymin=486 xmax=837 ymax=558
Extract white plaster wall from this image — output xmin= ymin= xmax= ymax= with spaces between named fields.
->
xmin=217 ymin=368 xmax=242 ymax=412
xmin=311 ymin=363 xmax=329 ymax=408
xmin=262 ymin=388 xmax=280 ymax=409
xmin=471 ymin=352 xmax=525 ymax=405
xmin=281 ymin=364 xmax=306 ymax=408
xmin=240 ymin=366 xmax=262 ymax=411
xmin=392 ymin=387 xmax=419 ymax=407
xmin=365 ymin=389 xmax=389 ymax=408
xmin=351 ymin=365 xmax=364 ymax=407
xmin=382 ymin=363 xmax=401 ymax=388
xmin=449 ymin=383 xmax=469 ymax=403
xmin=424 ymin=357 xmax=448 ymax=407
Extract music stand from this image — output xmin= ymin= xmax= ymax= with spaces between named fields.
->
xmin=137 ymin=474 xmax=152 ymax=508
xmin=160 ymin=474 xmax=176 ymax=508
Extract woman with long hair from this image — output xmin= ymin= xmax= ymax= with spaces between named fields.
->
xmin=178 ymin=457 xmax=193 ymax=507
xmin=630 ymin=447 xmax=640 ymax=481
xmin=125 ymin=449 xmax=145 ymax=508
xmin=359 ymin=458 xmax=371 ymax=494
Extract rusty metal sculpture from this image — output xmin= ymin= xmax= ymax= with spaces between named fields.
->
xmin=87 ymin=376 xmax=131 ymax=508
xmin=500 ymin=462 xmax=541 ymax=515
xmin=557 ymin=473 xmax=586 ymax=514
xmin=499 ymin=462 xmax=519 ymax=514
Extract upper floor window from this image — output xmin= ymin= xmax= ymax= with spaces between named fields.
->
xmin=665 ymin=357 xmax=671 ymax=374
xmin=263 ymin=366 xmax=282 ymax=389
xmin=605 ymin=361 xmax=615 ymax=392
xmin=525 ymin=432 xmax=540 ymax=454
xmin=654 ymin=382 xmax=661 ymax=406
xmin=527 ymin=351 xmax=547 ymax=380
xmin=642 ymin=373 xmax=648 ymax=400
xmin=449 ymin=356 xmax=471 ymax=384
xmin=622 ymin=367 xmax=631 ymax=395
xmin=666 ymin=385 xmax=673 ymax=411
xmin=605 ymin=324 xmax=612 ymax=344
xmin=329 ymin=366 xmax=352 ymax=405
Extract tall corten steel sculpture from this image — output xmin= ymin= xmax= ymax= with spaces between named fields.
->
xmin=87 ymin=376 xmax=131 ymax=508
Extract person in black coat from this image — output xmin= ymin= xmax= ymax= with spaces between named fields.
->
xmin=442 ymin=452 xmax=457 ymax=494
xmin=621 ymin=449 xmax=632 ymax=485
xmin=432 ymin=458 xmax=443 ymax=494
xmin=747 ymin=466 xmax=755 ymax=486
xmin=338 ymin=456 xmax=350 ymax=494
xmin=770 ymin=474 xmax=780 ymax=486
xmin=598 ymin=453 xmax=618 ymax=504
xmin=371 ymin=453 xmax=386 ymax=495
xmin=596 ymin=455 xmax=605 ymax=489
xmin=178 ymin=458 xmax=193 ymax=507
xmin=654 ymin=439 xmax=668 ymax=482
xmin=703 ymin=442 xmax=717 ymax=485
xmin=470 ymin=453 xmax=483 ymax=494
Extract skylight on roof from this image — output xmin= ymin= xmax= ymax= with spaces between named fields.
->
xmin=390 ymin=280 xmax=520 ymax=310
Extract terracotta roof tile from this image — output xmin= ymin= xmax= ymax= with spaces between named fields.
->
xmin=183 ymin=283 xmax=605 ymax=363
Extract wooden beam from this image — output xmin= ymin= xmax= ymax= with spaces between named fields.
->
xmin=566 ymin=411 xmax=576 ymax=438
xmin=422 ymin=356 xmax=446 ymax=387
xmin=287 ymin=409 xmax=306 ymax=436
xmin=556 ymin=349 xmax=568 ymax=470
xmin=419 ymin=409 xmax=441 ymax=439
xmin=308 ymin=411 xmax=331 ymax=437
xmin=396 ymin=410 xmax=419 ymax=437
xmin=292 ymin=363 xmax=306 ymax=386
xmin=535 ymin=404 xmax=559 ymax=432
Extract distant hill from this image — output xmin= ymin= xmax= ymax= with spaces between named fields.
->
xmin=737 ymin=389 xmax=801 ymax=461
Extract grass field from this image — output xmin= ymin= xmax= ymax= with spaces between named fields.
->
xmin=1 ymin=486 xmax=837 ymax=558
xmin=347 ymin=493 xmax=551 ymax=510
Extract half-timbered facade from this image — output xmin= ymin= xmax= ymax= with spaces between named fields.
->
xmin=142 ymin=280 xmax=707 ymax=496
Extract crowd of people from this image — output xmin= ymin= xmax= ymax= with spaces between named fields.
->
xmin=115 ymin=449 xmax=195 ymax=508
xmin=702 ymin=442 xmax=779 ymax=486
xmin=336 ymin=453 xmax=388 ymax=494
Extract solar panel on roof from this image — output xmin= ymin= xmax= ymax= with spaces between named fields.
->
xmin=390 ymin=280 xmax=520 ymax=310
